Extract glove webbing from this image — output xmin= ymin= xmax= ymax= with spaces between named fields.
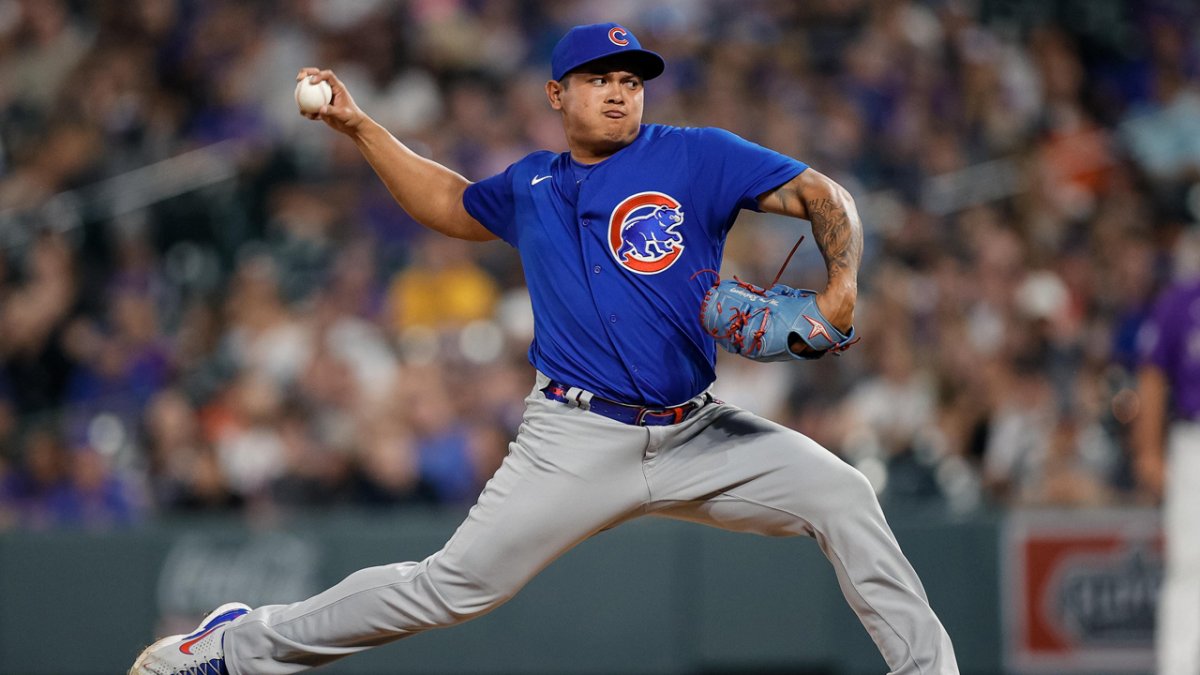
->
xmin=693 ymin=237 xmax=804 ymax=356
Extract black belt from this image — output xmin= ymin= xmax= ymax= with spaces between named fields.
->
xmin=541 ymin=380 xmax=710 ymax=426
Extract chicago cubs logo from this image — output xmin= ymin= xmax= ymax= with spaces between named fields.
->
xmin=608 ymin=192 xmax=685 ymax=275
xmin=608 ymin=26 xmax=630 ymax=46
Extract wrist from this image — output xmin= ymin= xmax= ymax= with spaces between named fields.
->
xmin=349 ymin=116 xmax=383 ymax=144
xmin=815 ymin=289 xmax=856 ymax=334
xmin=823 ymin=278 xmax=858 ymax=304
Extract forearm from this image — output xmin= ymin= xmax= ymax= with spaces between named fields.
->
xmin=759 ymin=170 xmax=863 ymax=331
xmin=1133 ymin=367 xmax=1168 ymax=489
xmin=352 ymin=119 xmax=493 ymax=241
xmin=803 ymin=181 xmax=863 ymax=296
xmin=1134 ymin=368 xmax=1166 ymax=452
xmin=760 ymin=170 xmax=863 ymax=293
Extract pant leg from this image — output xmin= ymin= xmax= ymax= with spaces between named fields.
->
xmin=645 ymin=402 xmax=958 ymax=675
xmin=1157 ymin=422 xmax=1200 ymax=675
xmin=224 ymin=381 xmax=652 ymax=675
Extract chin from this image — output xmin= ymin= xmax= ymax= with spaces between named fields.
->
xmin=570 ymin=120 xmax=640 ymax=155
xmin=600 ymin=122 xmax=638 ymax=144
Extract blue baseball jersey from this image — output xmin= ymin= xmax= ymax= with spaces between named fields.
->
xmin=463 ymin=124 xmax=808 ymax=406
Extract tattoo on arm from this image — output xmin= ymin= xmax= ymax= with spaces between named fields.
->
xmin=803 ymin=195 xmax=862 ymax=283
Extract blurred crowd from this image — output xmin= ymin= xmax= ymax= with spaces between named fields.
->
xmin=0 ymin=0 xmax=1198 ymax=529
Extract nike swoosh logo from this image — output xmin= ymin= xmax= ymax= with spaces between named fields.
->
xmin=531 ymin=175 xmax=551 ymax=185
xmin=177 ymin=607 xmax=248 ymax=655
xmin=179 ymin=625 xmax=222 ymax=655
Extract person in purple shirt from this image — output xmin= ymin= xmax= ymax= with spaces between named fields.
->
xmin=132 ymin=23 xmax=958 ymax=675
xmin=1135 ymin=275 xmax=1200 ymax=675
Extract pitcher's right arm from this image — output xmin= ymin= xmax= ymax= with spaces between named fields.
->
xmin=299 ymin=68 xmax=496 ymax=242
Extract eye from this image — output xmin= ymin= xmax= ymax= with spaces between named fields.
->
xmin=591 ymin=77 xmax=605 ymax=86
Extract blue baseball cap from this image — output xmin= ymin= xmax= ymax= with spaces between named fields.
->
xmin=551 ymin=23 xmax=665 ymax=82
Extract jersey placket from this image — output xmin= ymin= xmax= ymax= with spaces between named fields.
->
xmin=574 ymin=167 xmax=646 ymax=402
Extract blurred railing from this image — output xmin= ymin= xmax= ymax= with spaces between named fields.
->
xmin=0 ymin=140 xmax=241 ymax=251
xmin=922 ymin=157 xmax=1026 ymax=216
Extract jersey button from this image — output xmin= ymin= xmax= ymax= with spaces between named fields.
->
xmin=581 ymin=219 xmax=590 ymax=227
xmin=593 ymin=265 xmax=601 ymax=274
xmin=609 ymin=314 xmax=617 ymax=323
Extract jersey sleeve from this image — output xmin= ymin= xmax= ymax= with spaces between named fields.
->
xmin=685 ymin=127 xmax=809 ymax=214
xmin=463 ymin=165 xmax=518 ymax=246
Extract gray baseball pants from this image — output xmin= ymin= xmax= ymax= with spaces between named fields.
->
xmin=224 ymin=372 xmax=958 ymax=674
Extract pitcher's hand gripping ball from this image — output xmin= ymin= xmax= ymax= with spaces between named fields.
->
xmin=698 ymin=238 xmax=858 ymax=362
xmin=295 ymin=77 xmax=332 ymax=114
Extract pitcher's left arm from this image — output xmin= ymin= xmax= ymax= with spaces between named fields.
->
xmin=757 ymin=169 xmax=864 ymax=333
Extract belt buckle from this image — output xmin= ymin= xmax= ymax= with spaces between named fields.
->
xmin=635 ymin=405 xmax=687 ymax=426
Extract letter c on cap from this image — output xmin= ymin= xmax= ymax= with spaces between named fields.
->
xmin=608 ymin=27 xmax=629 ymax=46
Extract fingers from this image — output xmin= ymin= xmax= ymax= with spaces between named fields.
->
xmin=299 ymin=106 xmax=335 ymax=125
xmin=296 ymin=68 xmax=344 ymax=96
xmin=297 ymin=69 xmax=346 ymax=95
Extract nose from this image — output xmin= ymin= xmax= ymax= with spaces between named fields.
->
xmin=605 ymin=82 xmax=624 ymax=104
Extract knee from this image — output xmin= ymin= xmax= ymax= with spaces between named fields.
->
xmin=761 ymin=455 xmax=882 ymax=536
xmin=422 ymin=554 xmax=517 ymax=621
xmin=842 ymin=462 xmax=879 ymax=500
xmin=337 ymin=557 xmax=516 ymax=632
xmin=820 ymin=459 xmax=883 ymax=519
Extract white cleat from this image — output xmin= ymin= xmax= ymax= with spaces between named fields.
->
xmin=129 ymin=603 xmax=251 ymax=675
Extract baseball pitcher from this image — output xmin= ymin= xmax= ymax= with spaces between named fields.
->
xmin=132 ymin=23 xmax=958 ymax=675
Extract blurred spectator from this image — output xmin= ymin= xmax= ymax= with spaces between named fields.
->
xmin=61 ymin=282 xmax=172 ymax=448
xmin=1119 ymin=42 xmax=1200 ymax=183
xmin=224 ymin=254 xmax=311 ymax=387
xmin=404 ymin=365 xmax=504 ymax=505
xmin=0 ymin=0 xmax=91 ymax=113
xmin=350 ymin=401 xmax=424 ymax=506
xmin=0 ymin=232 xmax=79 ymax=417
xmin=385 ymin=234 xmax=501 ymax=332
xmin=1029 ymin=417 xmax=1114 ymax=507
xmin=842 ymin=331 xmax=942 ymax=502
xmin=208 ymin=372 xmax=288 ymax=503
xmin=981 ymin=358 xmax=1055 ymax=503
xmin=0 ymin=426 xmax=141 ymax=529
xmin=144 ymin=388 xmax=240 ymax=511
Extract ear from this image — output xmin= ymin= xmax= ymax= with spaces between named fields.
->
xmin=546 ymin=80 xmax=564 ymax=111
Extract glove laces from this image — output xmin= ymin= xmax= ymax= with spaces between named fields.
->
xmin=694 ymin=236 xmax=860 ymax=356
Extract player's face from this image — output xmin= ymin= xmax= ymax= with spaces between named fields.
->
xmin=549 ymin=69 xmax=644 ymax=158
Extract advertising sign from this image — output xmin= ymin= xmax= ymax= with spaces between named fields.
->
xmin=1003 ymin=509 xmax=1162 ymax=673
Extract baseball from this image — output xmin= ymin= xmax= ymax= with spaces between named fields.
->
xmin=295 ymin=78 xmax=332 ymax=114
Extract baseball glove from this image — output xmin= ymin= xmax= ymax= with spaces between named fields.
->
xmin=697 ymin=239 xmax=858 ymax=362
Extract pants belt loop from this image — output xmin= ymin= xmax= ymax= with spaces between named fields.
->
xmin=564 ymin=387 xmax=583 ymax=409
xmin=576 ymin=389 xmax=593 ymax=411
xmin=560 ymin=386 xmax=595 ymax=412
